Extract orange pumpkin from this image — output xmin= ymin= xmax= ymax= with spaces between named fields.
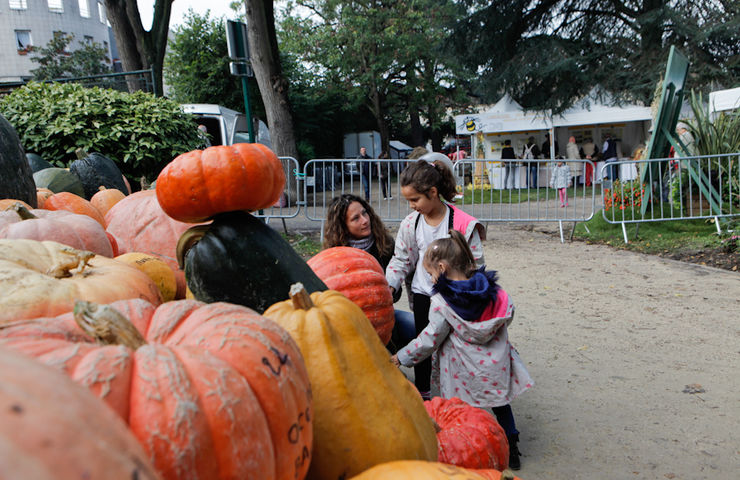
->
xmin=0 ymin=239 xmax=161 ymax=324
xmin=425 ymin=397 xmax=509 ymax=471
xmin=0 ymin=298 xmax=313 ymax=480
xmin=0 ymin=203 xmax=114 ymax=257
xmin=90 ymin=186 xmax=126 ymax=218
xmin=348 ymin=460 xmax=490 ymax=479
xmin=0 ymin=346 xmax=161 ymax=480
xmin=307 ymin=246 xmax=394 ymax=344
xmin=0 ymin=198 xmax=33 ymax=210
xmin=105 ymin=190 xmax=205 ymax=299
xmin=44 ymin=191 xmax=106 ymax=228
xmin=156 ymin=143 xmax=285 ymax=223
xmin=36 ymin=187 xmax=54 ymax=208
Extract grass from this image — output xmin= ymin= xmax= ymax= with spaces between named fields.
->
xmin=462 ymin=186 xmax=583 ymax=204
xmin=281 ymin=232 xmax=322 ymax=259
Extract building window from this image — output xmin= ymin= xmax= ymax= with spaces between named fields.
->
xmin=98 ymin=1 xmax=106 ymax=23
xmin=9 ymin=0 xmax=28 ymax=10
xmin=15 ymin=30 xmax=32 ymax=54
xmin=78 ymin=0 xmax=90 ymax=17
xmin=84 ymin=35 xmax=94 ymax=45
xmin=53 ymin=31 xmax=72 ymax=54
xmin=48 ymin=0 xmax=64 ymax=13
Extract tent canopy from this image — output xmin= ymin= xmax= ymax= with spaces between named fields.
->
xmin=552 ymin=87 xmax=652 ymax=127
xmin=709 ymin=87 xmax=740 ymax=113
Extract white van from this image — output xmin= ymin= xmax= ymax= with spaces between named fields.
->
xmin=181 ymin=104 xmax=271 ymax=148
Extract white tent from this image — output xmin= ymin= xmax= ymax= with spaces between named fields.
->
xmin=454 ymin=94 xmax=550 ymax=135
xmin=552 ymin=88 xmax=652 ymax=127
xmin=709 ymin=87 xmax=740 ymax=113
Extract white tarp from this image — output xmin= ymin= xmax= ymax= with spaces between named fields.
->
xmin=455 ymin=94 xmax=550 ymax=135
xmin=709 ymin=87 xmax=740 ymax=113
xmin=552 ymin=88 xmax=652 ymax=127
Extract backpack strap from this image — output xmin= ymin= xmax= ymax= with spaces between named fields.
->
xmin=414 ymin=204 xmax=454 ymax=233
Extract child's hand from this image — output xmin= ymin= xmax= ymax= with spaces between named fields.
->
xmin=390 ymin=354 xmax=400 ymax=367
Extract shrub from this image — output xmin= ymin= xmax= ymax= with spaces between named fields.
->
xmin=0 ymin=82 xmax=207 ymax=184
xmin=604 ymin=180 xmax=646 ymax=212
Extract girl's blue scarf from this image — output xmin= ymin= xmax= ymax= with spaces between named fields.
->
xmin=433 ymin=267 xmax=500 ymax=321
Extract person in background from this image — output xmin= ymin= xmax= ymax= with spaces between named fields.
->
xmin=501 ymin=139 xmax=517 ymax=189
xmin=521 ymin=136 xmax=540 ymax=188
xmin=377 ymin=151 xmax=393 ymax=200
xmin=675 ymin=122 xmax=696 ymax=157
xmin=386 ymin=159 xmax=486 ymax=401
xmin=602 ymin=133 xmax=619 ymax=181
xmin=390 ymin=230 xmax=532 ymax=470
xmin=550 ymin=159 xmax=572 ymax=207
xmin=358 ymin=147 xmax=372 ymax=200
xmin=197 ymin=124 xmax=212 ymax=148
xmin=565 ymin=136 xmax=583 ymax=185
xmin=580 ymin=137 xmax=597 ymax=186
xmin=541 ymin=132 xmax=559 ymax=160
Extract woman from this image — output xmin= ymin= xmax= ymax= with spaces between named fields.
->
xmin=324 ymin=194 xmax=414 ymax=351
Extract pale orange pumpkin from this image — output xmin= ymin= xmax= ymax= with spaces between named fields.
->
xmin=36 ymin=187 xmax=54 ymax=208
xmin=44 ymin=191 xmax=106 ymax=228
xmin=90 ymin=186 xmax=126 ymax=219
xmin=0 ymin=298 xmax=313 ymax=480
xmin=0 ymin=198 xmax=33 ymax=210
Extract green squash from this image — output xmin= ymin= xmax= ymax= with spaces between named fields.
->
xmin=179 ymin=211 xmax=327 ymax=313
xmin=26 ymin=153 xmax=54 ymax=173
xmin=33 ymin=167 xmax=85 ymax=197
xmin=70 ymin=152 xmax=128 ymax=199
xmin=0 ymin=114 xmax=37 ymax=207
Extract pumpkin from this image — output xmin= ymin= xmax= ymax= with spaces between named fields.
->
xmin=90 ymin=186 xmax=126 ymax=218
xmin=0 ymin=113 xmax=37 ymax=207
xmin=32 ymin=167 xmax=85 ymax=197
xmin=105 ymin=190 xmax=202 ymax=299
xmin=116 ymin=252 xmax=177 ymax=302
xmin=70 ymin=152 xmax=128 ymax=200
xmin=0 ymin=203 xmax=114 ymax=257
xmin=307 ymin=246 xmax=395 ymax=344
xmin=348 ymin=460 xmax=493 ymax=479
xmin=43 ymin=191 xmax=107 ymax=228
xmin=0 ymin=298 xmax=313 ymax=480
xmin=156 ymin=143 xmax=285 ymax=222
xmin=0 ymin=239 xmax=161 ymax=324
xmin=264 ymin=284 xmax=438 ymax=480
xmin=0 ymin=346 xmax=161 ymax=480
xmin=0 ymin=199 xmax=33 ymax=210
xmin=181 ymin=211 xmax=326 ymax=313
xmin=36 ymin=187 xmax=54 ymax=208
xmin=469 ymin=468 xmax=523 ymax=480
xmin=26 ymin=152 xmax=54 ymax=173
xmin=425 ymin=397 xmax=509 ymax=470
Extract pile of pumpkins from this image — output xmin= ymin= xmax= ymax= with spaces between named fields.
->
xmin=0 ymin=112 xmax=522 ymax=480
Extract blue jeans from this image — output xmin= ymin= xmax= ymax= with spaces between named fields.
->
xmin=361 ymin=173 xmax=370 ymax=199
xmin=527 ymin=163 xmax=538 ymax=188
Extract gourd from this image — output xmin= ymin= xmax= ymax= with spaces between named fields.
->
xmin=43 ymin=191 xmax=107 ymax=228
xmin=70 ymin=152 xmax=128 ymax=200
xmin=0 ymin=113 xmax=37 ymax=207
xmin=90 ymin=186 xmax=126 ymax=218
xmin=425 ymin=396 xmax=509 ymax=470
xmin=36 ymin=187 xmax=54 ymax=208
xmin=348 ymin=460 xmax=521 ymax=479
xmin=26 ymin=152 xmax=54 ymax=173
xmin=308 ymin=246 xmax=395 ymax=344
xmin=264 ymin=284 xmax=438 ymax=480
xmin=0 ymin=239 xmax=161 ymax=324
xmin=0 ymin=203 xmax=114 ymax=257
xmin=0 ymin=346 xmax=161 ymax=480
xmin=180 ymin=211 xmax=326 ymax=313
xmin=105 ymin=190 xmax=198 ymax=299
xmin=156 ymin=143 xmax=285 ymax=223
xmin=0 ymin=298 xmax=313 ymax=480
xmin=115 ymin=252 xmax=177 ymax=302
xmin=33 ymin=167 xmax=85 ymax=197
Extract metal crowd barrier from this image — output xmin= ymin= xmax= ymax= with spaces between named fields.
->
xmin=599 ymin=154 xmax=739 ymax=242
xmin=252 ymin=156 xmax=301 ymax=231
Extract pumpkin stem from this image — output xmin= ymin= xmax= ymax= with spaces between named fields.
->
xmin=45 ymin=247 xmax=95 ymax=278
xmin=176 ymin=225 xmax=211 ymax=270
xmin=75 ymin=148 xmax=88 ymax=160
xmin=9 ymin=202 xmax=38 ymax=220
xmin=432 ymin=419 xmax=442 ymax=434
xmin=501 ymin=469 xmax=516 ymax=480
xmin=73 ymin=301 xmax=147 ymax=349
xmin=289 ymin=283 xmax=314 ymax=310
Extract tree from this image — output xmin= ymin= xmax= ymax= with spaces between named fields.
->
xmin=104 ymin=0 xmax=173 ymax=95
xmin=164 ymin=10 xmax=244 ymax=110
xmin=30 ymin=33 xmax=112 ymax=80
xmin=451 ymin=0 xmax=740 ymax=112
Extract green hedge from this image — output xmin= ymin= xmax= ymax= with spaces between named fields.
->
xmin=0 ymin=82 xmax=206 ymax=184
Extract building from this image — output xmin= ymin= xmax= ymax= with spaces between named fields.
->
xmin=0 ymin=0 xmax=115 ymax=84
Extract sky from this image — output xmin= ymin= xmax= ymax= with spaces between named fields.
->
xmin=137 ymin=0 xmax=241 ymax=29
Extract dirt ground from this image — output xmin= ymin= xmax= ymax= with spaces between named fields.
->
xmin=440 ymin=223 xmax=739 ymax=479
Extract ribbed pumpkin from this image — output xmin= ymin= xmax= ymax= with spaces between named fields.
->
xmin=32 ymin=167 xmax=85 ymax=197
xmin=70 ymin=152 xmax=128 ymax=200
xmin=0 ymin=346 xmax=162 ymax=480
xmin=0 ymin=239 xmax=161 ymax=324
xmin=348 ymin=460 xmax=491 ymax=479
xmin=425 ymin=397 xmax=509 ymax=471
xmin=156 ymin=143 xmax=285 ymax=223
xmin=0 ymin=298 xmax=313 ymax=480
xmin=264 ymin=284 xmax=438 ymax=480
xmin=0 ymin=203 xmax=114 ymax=257
xmin=0 ymin=199 xmax=33 ymax=210
xmin=44 ymin=191 xmax=106 ymax=228
xmin=116 ymin=252 xmax=177 ymax=302
xmin=90 ymin=186 xmax=126 ymax=218
xmin=307 ymin=246 xmax=394 ymax=344
xmin=36 ymin=187 xmax=54 ymax=208
xmin=105 ymin=190 xmax=201 ymax=299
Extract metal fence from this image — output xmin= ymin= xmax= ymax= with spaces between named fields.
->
xmin=600 ymin=154 xmax=739 ymax=242
xmin=0 ymin=69 xmax=157 ymax=95
xmin=252 ymin=156 xmax=301 ymax=229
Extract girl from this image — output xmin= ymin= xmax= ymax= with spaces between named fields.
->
xmin=386 ymin=159 xmax=486 ymax=401
xmin=550 ymin=160 xmax=572 ymax=207
xmin=391 ymin=230 xmax=533 ymax=470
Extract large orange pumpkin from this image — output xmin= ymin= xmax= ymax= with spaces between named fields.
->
xmin=0 ymin=298 xmax=313 ymax=480
xmin=349 ymin=460 xmax=489 ymax=479
xmin=155 ymin=143 xmax=285 ymax=223
xmin=105 ymin=190 xmax=203 ymax=298
xmin=0 ymin=346 xmax=162 ymax=480
xmin=425 ymin=397 xmax=509 ymax=471
xmin=307 ymin=246 xmax=394 ymax=344
xmin=0 ymin=203 xmax=114 ymax=256
xmin=90 ymin=185 xmax=126 ymax=219
xmin=0 ymin=239 xmax=161 ymax=324
xmin=44 ymin=191 xmax=106 ymax=228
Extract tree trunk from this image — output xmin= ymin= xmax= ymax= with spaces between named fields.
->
xmin=244 ymin=0 xmax=299 ymax=203
xmin=409 ymin=108 xmax=424 ymax=147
